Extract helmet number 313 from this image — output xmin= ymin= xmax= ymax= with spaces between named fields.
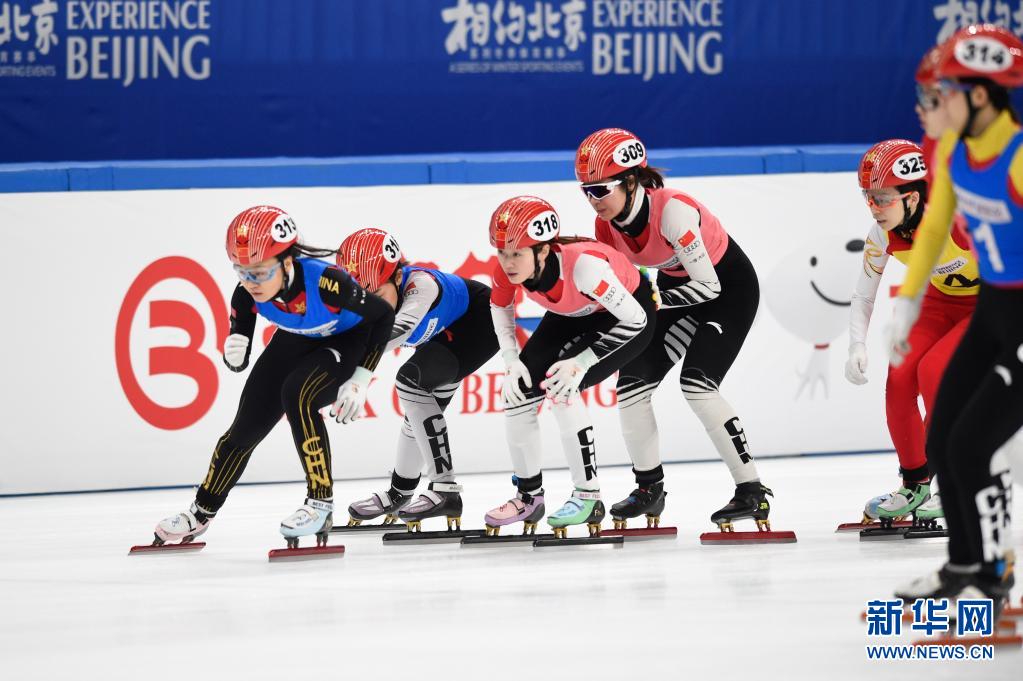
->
xmin=272 ymin=216 xmax=298 ymax=242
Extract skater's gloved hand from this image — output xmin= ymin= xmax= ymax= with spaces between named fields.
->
xmin=223 ymin=333 xmax=250 ymax=371
xmin=541 ymin=349 xmax=597 ymax=403
xmin=886 ymin=296 xmax=922 ymax=368
xmin=331 ymin=367 xmax=372 ymax=424
xmin=844 ymin=342 xmax=868 ymax=385
xmin=501 ymin=349 xmax=532 ymax=407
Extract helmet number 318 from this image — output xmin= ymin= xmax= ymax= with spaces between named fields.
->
xmin=530 ymin=211 xmax=559 ymax=241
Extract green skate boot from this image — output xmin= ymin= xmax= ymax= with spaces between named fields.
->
xmin=547 ymin=489 xmax=605 ymax=539
xmin=877 ymin=482 xmax=930 ymax=524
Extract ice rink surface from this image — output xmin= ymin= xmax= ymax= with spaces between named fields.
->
xmin=1 ymin=452 xmax=1019 ymax=681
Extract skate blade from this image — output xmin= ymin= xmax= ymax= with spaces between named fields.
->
xmin=835 ymin=520 xmax=914 ymax=533
xmin=382 ymin=529 xmax=485 ymax=545
xmin=902 ymin=527 xmax=949 ymax=540
xmin=699 ymin=530 xmax=797 ymax=545
xmin=330 ymin=523 xmax=409 ymax=534
xmin=533 ymin=536 xmax=624 ymax=549
xmin=600 ymin=526 xmax=678 ymax=541
xmin=859 ymin=527 xmax=910 ymax=541
xmin=129 ymin=542 xmax=205 ymax=555
xmin=267 ymin=545 xmax=345 ymax=562
xmin=461 ymin=533 xmax=557 ymax=547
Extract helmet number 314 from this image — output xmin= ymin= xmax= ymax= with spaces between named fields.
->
xmin=956 ymin=37 xmax=1011 ymax=72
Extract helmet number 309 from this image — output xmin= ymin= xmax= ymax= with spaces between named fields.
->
xmin=271 ymin=215 xmax=298 ymax=242
xmin=613 ymin=140 xmax=646 ymax=168
xmin=530 ymin=210 xmax=559 ymax=241
xmin=955 ymin=37 xmax=1011 ymax=73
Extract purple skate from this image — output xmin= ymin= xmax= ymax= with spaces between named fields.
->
xmin=484 ymin=491 xmax=545 ymax=536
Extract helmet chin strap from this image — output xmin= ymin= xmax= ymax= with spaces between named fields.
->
xmin=612 ymin=172 xmax=641 ymax=224
xmin=525 ymin=246 xmax=544 ymax=288
xmin=962 ymin=90 xmax=980 ymax=140
xmin=274 ymin=257 xmax=295 ymax=301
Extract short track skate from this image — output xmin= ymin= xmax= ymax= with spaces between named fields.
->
xmin=699 ymin=483 xmax=796 ymax=545
xmin=383 ymin=483 xmax=485 ymax=544
xmin=269 ymin=499 xmax=345 ymax=562
xmin=603 ymin=483 xmax=677 ymax=541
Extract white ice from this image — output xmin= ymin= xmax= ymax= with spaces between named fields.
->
xmin=1 ymin=453 xmax=1019 ymax=680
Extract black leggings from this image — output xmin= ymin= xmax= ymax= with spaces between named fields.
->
xmin=618 ymin=238 xmax=759 ymax=394
xmin=517 ymin=278 xmax=658 ymax=396
xmin=926 ymin=283 xmax=1023 ymax=571
xmin=196 ymin=326 xmax=370 ymax=514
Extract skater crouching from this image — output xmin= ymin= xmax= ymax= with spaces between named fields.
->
xmin=486 ymin=196 xmax=656 ymax=538
xmin=337 ymin=228 xmax=498 ymax=532
xmin=150 ymin=206 xmax=394 ymax=550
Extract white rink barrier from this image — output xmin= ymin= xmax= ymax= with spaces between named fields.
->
xmin=1 ymin=172 xmax=903 ymax=494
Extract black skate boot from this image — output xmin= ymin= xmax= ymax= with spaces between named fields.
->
xmin=611 ymin=482 xmax=667 ymax=529
xmin=398 ymin=481 xmax=464 ymax=532
xmin=347 ymin=486 xmax=412 ymax=526
xmin=710 ymin=482 xmax=773 ymax=532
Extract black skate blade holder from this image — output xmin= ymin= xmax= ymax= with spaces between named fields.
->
xmin=462 ymin=533 xmax=557 ymax=547
xmin=383 ymin=529 xmax=486 ymax=545
xmin=533 ymin=536 xmax=625 ymax=549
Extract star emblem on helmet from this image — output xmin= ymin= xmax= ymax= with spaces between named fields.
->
xmin=579 ymin=145 xmax=591 ymax=160
xmin=498 ymin=211 xmax=511 ymax=226
xmin=236 ymin=223 xmax=249 ymax=241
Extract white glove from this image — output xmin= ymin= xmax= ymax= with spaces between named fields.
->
xmin=223 ymin=333 xmax=250 ymax=370
xmin=331 ymin=367 xmax=373 ymax=424
xmin=541 ymin=349 xmax=598 ymax=404
xmin=844 ymin=342 xmax=869 ymax=385
xmin=887 ymin=296 xmax=922 ymax=368
xmin=501 ymin=349 xmax=533 ymax=407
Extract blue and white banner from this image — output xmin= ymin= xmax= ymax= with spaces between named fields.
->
xmin=0 ymin=1 xmax=1019 ymax=163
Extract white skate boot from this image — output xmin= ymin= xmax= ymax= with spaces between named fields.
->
xmin=154 ymin=502 xmax=211 ymax=545
xmin=280 ymin=498 xmax=333 ymax=549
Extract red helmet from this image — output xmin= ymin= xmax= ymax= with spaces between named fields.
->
xmin=916 ymin=45 xmax=944 ymax=85
xmin=933 ymin=24 xmax=1023 ymax=87
xmin=489 ymin=196 xmax=561 ymax=250
xmin=226 ymin=205 xmax=298 ymax=265
xmin=575 ymin=128 xmax=648 ymax=183
xmin=337 ymin=228 xmax=403 ymax=290
xmin=858 ymin=139 xmax=928 ymax=190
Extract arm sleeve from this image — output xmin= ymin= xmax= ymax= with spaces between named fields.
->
xmin=849 ymin=224 xmax=889 ymax=345
xmin=320 ymin=268 xmax=395 ymax=372
xmin=385 ymin=271 xmax=441 ymax=352
xmin=489 ymin=263 xmax=519 ymax=355
xmin=573 ymin=253 xmax=648 ymax=362
xmin=900 ymin=131 xmax=958 ymax=299
xmin=227 ymin=284 xmax=258 ymax=370
xmin=657 ymin=198 xmax=722 ymax=308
